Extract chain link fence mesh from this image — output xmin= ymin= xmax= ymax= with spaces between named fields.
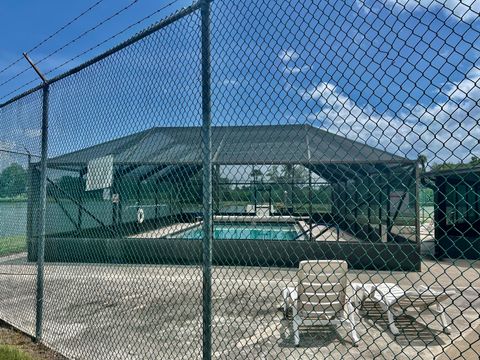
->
xmin=0 ymin=0 xmax=479 ymax=359
xmin=0 ymin=89 xmax=43 ymax=335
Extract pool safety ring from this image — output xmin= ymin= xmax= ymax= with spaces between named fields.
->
xmin=137 ymin=208 xmax=144 ymax=224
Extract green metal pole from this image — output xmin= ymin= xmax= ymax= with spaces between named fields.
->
xmin=35 ymin=84 xmax=49 ymax=342
xmin=201 ymin=1 xmax=213 ymax=359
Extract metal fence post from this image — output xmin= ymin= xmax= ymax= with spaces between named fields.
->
xmin=35 ymin=83 xmax=50 ymax=342
xmin=22 ymin=52 xmax=50 ymax=343
xmin=201 ymin=1 xmax=213 ymax=360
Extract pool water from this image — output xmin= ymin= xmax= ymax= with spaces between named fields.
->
xmin=173 ymin=223 xmax=301 ymax=241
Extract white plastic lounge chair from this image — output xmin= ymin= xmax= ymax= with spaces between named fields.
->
xmin=362 ymin=282 xmax=455 ymax=335
xmin=282 ymin=260 xmax=359 ymax=346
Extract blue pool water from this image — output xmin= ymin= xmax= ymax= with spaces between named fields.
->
xmin=172 ymin=223 xmax=301 ymax=241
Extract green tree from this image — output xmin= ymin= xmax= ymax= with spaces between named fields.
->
xmin=250 ymin=168 xmax=264 ymax=183
xmin=430 ymin=156 xmax=480 ymax=172
xmin=290 ymin=165 xmax=309 ymax=184
xmin=266 ymin=165 xmax=309 ymax=184
xmin=418 ymin=154 xmax=428 ymax=173
xmin=266 ymin=165 xmax=282 ymax=182
xmin=0 ymin=163 xmax=27 ymax=198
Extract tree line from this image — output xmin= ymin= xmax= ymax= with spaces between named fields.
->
xmin=0 ymin=163 xmax=27 ymax=198
xmin=418 ymin=155 xmax=480 ymax=172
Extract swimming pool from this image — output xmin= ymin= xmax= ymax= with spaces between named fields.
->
xmin=170 ymin=223 xmax=303 ymax=241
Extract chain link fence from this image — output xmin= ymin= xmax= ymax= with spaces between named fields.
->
xmin=0 ymin=0 xmax=479 ymax=359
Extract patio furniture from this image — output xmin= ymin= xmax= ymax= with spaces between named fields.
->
xmin=282 ymin=260 xmax=359 ymax=346
xmin=352 ymin=282 xmax=455 ymax=335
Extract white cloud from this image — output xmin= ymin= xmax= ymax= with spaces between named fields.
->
xmin=222 ymin=79 xmax=238 ymax=86
xmin=0 ymin=140 xmax=15 ymax=151
xmin=356 ymin=0 xmax=480 ymax=22
xmin=278 ymin=49 xmax=299 ymax=63
xmin=279 ymin=49 xmax=309 ymax=76
xmin=24 ymin=128 xmax=42 ymax=138
xmin=283 ymin=65 xmax=310 ymax=75
xmin=414 ymin=66 xmax=480 ymax=123
xmin=300 ymin=67 xmax=480 ymax=163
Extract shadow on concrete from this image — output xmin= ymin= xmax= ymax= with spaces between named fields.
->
xmin=360 ymin=302 xmax=447 ymax=347
xmin=278 ymin=316 xmax=355 ymax=348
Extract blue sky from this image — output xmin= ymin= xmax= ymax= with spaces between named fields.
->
xmin=0 ymin=0 xmax=193 ymax=97
xmin=0 ymin=0 xmax=479 ymax=170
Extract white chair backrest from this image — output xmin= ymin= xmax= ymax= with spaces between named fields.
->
xmin=296 ymin=260 xmax=348 ymax=319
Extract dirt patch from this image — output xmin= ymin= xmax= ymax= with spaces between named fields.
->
xmin=0 ymin=320 xmax=66 ymax=360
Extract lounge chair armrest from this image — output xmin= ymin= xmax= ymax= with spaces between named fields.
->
xmin=417 ymin=284 xmax=428 ymax=292
xmin=415 ymin=286 xmax=457 ymax=297
xmin=368 ymin=284 xmax=384 ymax=302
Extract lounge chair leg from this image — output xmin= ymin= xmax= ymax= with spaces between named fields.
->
xmin=387 ymin=309 xmax=400 ymax=335
xmin=346 ymin=302 xmax=360 ymax=346
xmin=282 ymin=287 xmax=297 ymax=319
xmin=437 ymin=304 xmax=451 ymax=334
xmin=293 ymin=314 xmax=301 ymax=346
xmin=282 ymin=288 xmax=289 ymax=319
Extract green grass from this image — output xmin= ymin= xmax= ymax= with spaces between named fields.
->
xmin=0 ymin=345 xmax=32 ymax=360
xmin=0 ymin=196 xmax=27 ymax=203
xmin=0 ymin=236 xmax=27 ymax=257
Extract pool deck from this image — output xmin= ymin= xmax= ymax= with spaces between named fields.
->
xmin=128 ymin=222 xmax=201 ymax=239
xmin=0 ymin=255 xmax=478 ymax=359
xmin=129 ymin=219 xmax=359 ymax=242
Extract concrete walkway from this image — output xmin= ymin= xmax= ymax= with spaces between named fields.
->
xmin=0 ymin=257 xmax=478 ymax=359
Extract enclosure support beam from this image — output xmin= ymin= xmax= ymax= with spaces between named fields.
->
xmin=35 ymin=84 xmax=49 ymax=342
xmin=309 ymin=169 xmax=313 ymax=240
xmin=378 ymin=186 xmax=383 ymax=241
xmin=388 ymin=167 xmax=415 ymax=234
xmin=253 ymin=165 xmax=257 ymax=214
xmin=78 ymin=168 xmax=87 ymax=233
xmin=268 ymin=186 xmax=272 ymax=216
xmin=354 ymin=179 xmax=359 ymax=235
xmin=414 ymin=161 xmax=421 ymax=249
xmin=343 ymin=180 xmax=348 ymax=228
xmin=386 ymin=182 xmax=393 ymax=242
xmin=214 ymin=164 xmax=220 ymax=214
xmin=155 ymin=183 xmax=159 ymax=221
xmin=46 ymin=178 xmax=114 ymax=234
xmin=291 ymin=165 xmax=295 ymax=214
xmin=201 ymin=1 xmax=213 ymax=360
xmin=136 ymin=179 xmax=141 ymax=232
xmin=50 ymin=191 xmax=79 ymax=230
xmin=77 ymin=188 xmax=83 ymax=233
xmin=367 ymin=177 xmax=372 ymax=240
xmin=434 ymin=178 xmax=447 ymax=257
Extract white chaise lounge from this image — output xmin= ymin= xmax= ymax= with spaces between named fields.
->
xmin=353 ymin=282 xmax=455 ymax=335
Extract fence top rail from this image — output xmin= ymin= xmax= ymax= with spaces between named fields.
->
xmin=0 ymin=1 xmax=202 ymax=109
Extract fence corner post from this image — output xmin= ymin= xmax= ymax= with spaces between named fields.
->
xmin=35 ymin=82 xmax=49 ymax=342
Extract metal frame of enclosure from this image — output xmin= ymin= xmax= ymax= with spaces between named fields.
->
xmin=26 ymin=124 xmax=421 ymax=271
